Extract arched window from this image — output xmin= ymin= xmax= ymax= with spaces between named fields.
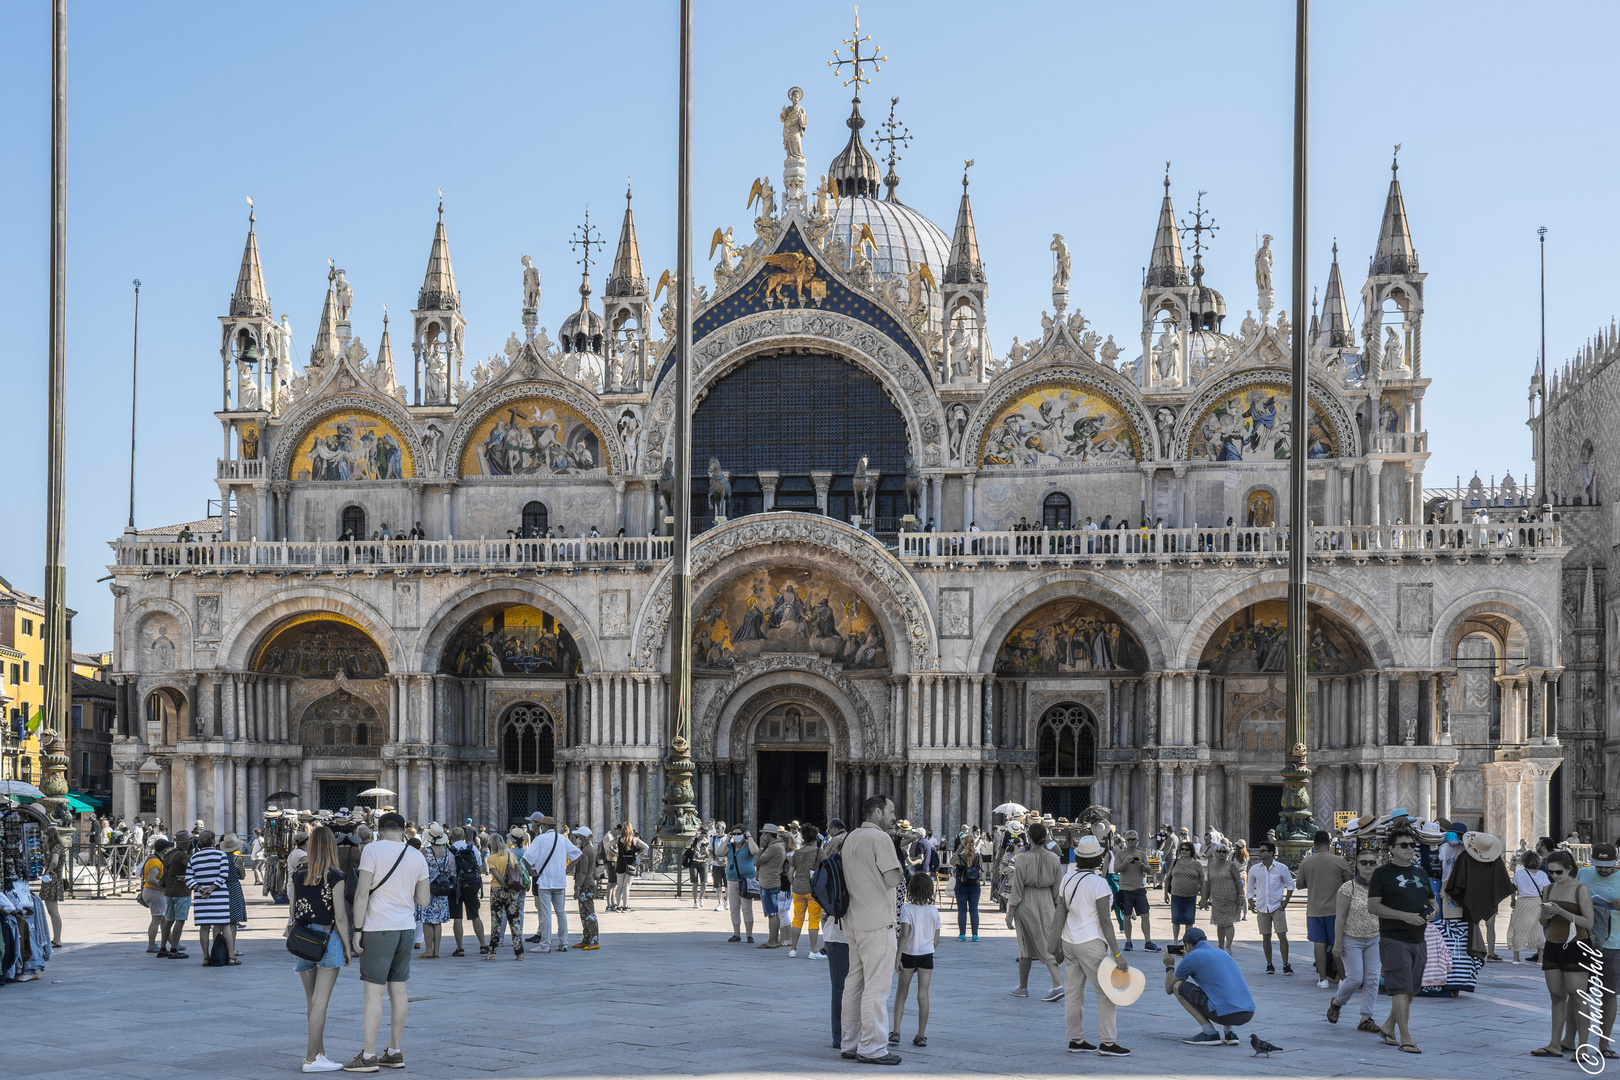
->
xmin=500 ymin=704 xmax=556 ymax=776
xmin=1037 ymin=703 xmax=1096 ymax=778
xmin=1042 ymin=492 xmax=1072 ymax=530
xmin=522 ymin=501 xmax=549 ymax=535
xmin=301 ymin=691 xmax=381 ymax=754
xmin=340 ymin=505 xmax=367 ymax=540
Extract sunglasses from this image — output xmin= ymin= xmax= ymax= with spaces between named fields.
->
xmin=1356 ymin=859 xmax=1379 ymax=867
xmin=1391 ymin=842 xmax=1414 ymax=849
xmin=1547 ymin=868 xmax=1567 ymax=877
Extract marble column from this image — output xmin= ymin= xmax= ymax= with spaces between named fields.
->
xmin=234 ymin=758 xmax=247 ymax=835
xmin=1416 ymin=763 xmax=1434 ymax=821
xmin=1193 ymin=766 xmax=1208 ymax=838
xmin=1158 ymin=766 xmax=1174 ymax=830
xmin=929 ymin=766 xmax=944 ymax=837
xmin=1141 ymin=763 xmax=1157 ymax=835
xmin=1178 ymin=767 xmax=1193 ymax=831
xmin=433 ymin=762 xmax=446 ymax=824
xmin=1435 ymin=763 xmax=1453 ymax=821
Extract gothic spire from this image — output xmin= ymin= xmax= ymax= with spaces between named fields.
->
xmin=944 ymin=162 xmax=984 ymax=285
xmin=418 ymin=194 xmax=460 ymax=311
xmin=311 ymin=261 xmax=341 ymax=364
xmin=376 ymin=307 xmax=395 ymax=373
xmin=605 ymin=182 xmax=647 ymax=299
xmin=1318 ymin=241 xmax=1353 ymax=348
xmin=1371 ymin=146 xmax=1417 ymax=276
xmin=1145 ymin=166 xmax=1188 ymax=288
xmin=231 ymin=201 xmax=271 ymax=318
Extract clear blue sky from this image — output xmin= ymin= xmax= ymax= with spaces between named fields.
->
xmin=1 ymin=2 xmax=1614 ymax=649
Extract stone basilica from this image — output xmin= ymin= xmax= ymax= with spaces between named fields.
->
xmin=105 ymin=61 xmax=1571 ymax=850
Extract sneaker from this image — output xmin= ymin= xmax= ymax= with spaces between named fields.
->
xmin=1008 ymin=987 xmax=1029 ymax=997
xmin=1182 ymin=1031 xmax=1223 ymax=1046
xmin=1143 ymin=941 xmax=1161 ymax=952
xmin=1327 ymin=999 xmax=1341 ymax=1024
xmin=146 ymin=943 xmax=160 ymax=953
xmin=377 ymin=1050 xmax=404 ymax=1069
xmin=958 ymin=933 xmax=967 ymax=941
xmin=302 ymin=1054 xmax=343 ymax=1072
xmin=1223 ymin=1031 xmax=1240 ymax=1046
xmin=1067 ymin=1040 xmax=1097 ymax=1053
xmin=1282 ymin=964 xmax=1295 ymax=976
xmin=1097 ymin=1041 xmax=1132 ymax=1057
xmin=839 ymin=1051 xmax=859 ymax=1060
xmin=557 ymin=945 xmax=569 ymax=952
xmin=727 ymin=934 xmax=741 ymax=943
xmin=538 ymin=945 xmax=552 ymax=953
xmin=1266 ymin=964 xmax=1275 ymax=975
xmin=856 ymin=1052 xmax=902 ymax=1065
xmin=971 ymin=934 xmax=978 ymax=942
xmin=809 ymin=950 xmax=827 ymax=959
xmin=1040 ymin=985 xmax=1065 ymax=1002
xmin=341 ymin=1052 xmax=380 ymax=1073
xmin=1121 ymin=941 xmax=1133 ymax=951
xmin=746 ymin=935 xmax=755 ymax=943
xmin=1317 ymin=978 xmax=1330 ymax=989
xmin=578 ymin=943 xmax=600 ymax=950
xmin=789 ymin=949 xmax=799 ymax=957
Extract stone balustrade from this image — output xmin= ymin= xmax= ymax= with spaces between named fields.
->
xmin=112 ymin=535 xmax=673 ymax=571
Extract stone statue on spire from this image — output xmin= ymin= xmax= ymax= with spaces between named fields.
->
xmin=1255 ymin=234 xmax=1275 ymax=324
xmin=1050 ymin=234 xmax=1071 ymax=290
xmin=781 ymin=86 xmax=808 ymax=211
xmin=522 ymin=255 xmax=541 ymax=311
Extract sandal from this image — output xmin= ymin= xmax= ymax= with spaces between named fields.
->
xmin=225 ymin=958 xmax=241 ymax=966
xmin=913 ymin=1035 xmax=927 ymax=1047
xmin=452 ymin=949 xmax=465 ymax=957
xmin=1382 ymin=1033 xmax=1400 ymax=1047
xmin=1531 ymin=1048 xmax=1563 ymax=1058
xmin=1399 ymin=1044 xmax=1421 ymax=1054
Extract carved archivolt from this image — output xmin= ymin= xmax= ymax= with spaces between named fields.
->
xmin=630 ymin=514 xmax=938 ymax=672
xmin=700 ymin=656 xmax=875 ymax=761
xmin=964 ymin=365 xmax=1157 ymax=467
xmin=1171 ymin=367 xmax=1359 ymax=461
xmin=644 ymin=309 xmax=947 ymax=474
xmin=272 ymin=393 xmax=426 ymax=482
xmin=441 ymin=380 xmax=625 ymax=478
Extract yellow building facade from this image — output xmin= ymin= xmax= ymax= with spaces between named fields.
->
xmin=0 ymin=575 xmax=74 ymax=786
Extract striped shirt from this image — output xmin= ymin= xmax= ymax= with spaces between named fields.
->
xmin=185 ymin=847 xmax=234 ymax=924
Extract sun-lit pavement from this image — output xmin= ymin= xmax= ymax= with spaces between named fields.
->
xmin=9 ymin=881 xmax=1581 ymax=1080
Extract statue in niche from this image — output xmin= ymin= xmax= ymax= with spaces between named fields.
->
xmin=1155 ymin=407 xmax=1177 ymax=459
xmin=1384 ymin=326 xmax=1405 ymax=370
xmin=618 ymin=409 xmax=642 ymax=471
xmin=424 ymin=341 xmax=448 ymax=402
xmin=236 ymin=357 xmax=260 ymax=410
xmin=1154 ymin=325 xmax=1181 ymax=381
xmin=947 ymin=403 xmax=969 ymax=461
xmin=522 ymin=255 xmax=541 ymax=311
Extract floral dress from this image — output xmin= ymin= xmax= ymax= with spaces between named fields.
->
xmin=415 ymin=848 xmax=452 ymax=925
xmin=1203 ymin=859 xmax=1245 ymax=927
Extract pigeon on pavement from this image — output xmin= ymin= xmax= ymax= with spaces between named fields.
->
xmin=1251 ymin=1033 xmax=1284 ymax=1057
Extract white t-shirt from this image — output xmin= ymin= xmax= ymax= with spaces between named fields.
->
xmin=898 ymin=902 xmax=940 ymax=956
xmin=1059 ymin=868 xmax=1115 ymax=945
xmin=1513 ymin=867 xmax=1549 ymax=898
xmin=523 ymin=831 xmax=581 ymax=890
xmin=358 ymin=839 xmax=431 ymax=931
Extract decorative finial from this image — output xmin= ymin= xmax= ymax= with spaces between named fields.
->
xmin=570 ymin=206 xmax=606 ymax=295
xmin=328 ymin=258 xmax=335 ymax=281
xmin=1164 ymin=160 xmax=1171 ymax=189
xmin=1331 ymin=238 xmax=1339 ymax=260
xmin=828 ymin=5 xmax=886 ymax=102
xmin=626 ymin=175 xmax=633 ymax=203
xmin=1391 ymin=144 xmax=1401 ymax=175
xmin=876 ymin=96 xmax=911 ymax=198
xmin=246 ymin=194 xmax=255 ymax=224
xmin=383 ymin=304 xmax=388 ymax=324
xmin=962 ymin=158 xmax=974 ymax=189
xmin=437 ymin=188 xmax=444 ymax=219
xmin=1178 ymin=189 xmax=1218 ymax=285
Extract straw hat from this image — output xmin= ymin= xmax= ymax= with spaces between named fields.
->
xmin=1073 ymin=834 xmax=1103 ymax=859
xmin=425 ymin=822 xmax=450 ymax=844
xmin=1096 ymin=953 xmax=1146 ymax=1007
xmin=1462 ymin=831 xmax=1503 ymax=863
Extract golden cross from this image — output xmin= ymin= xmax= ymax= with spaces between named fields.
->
xmin=828 ymin=6 xmax=885 ymax=94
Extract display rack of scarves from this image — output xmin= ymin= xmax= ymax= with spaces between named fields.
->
xmin=0 ymin=880 xmax=50 ymax=981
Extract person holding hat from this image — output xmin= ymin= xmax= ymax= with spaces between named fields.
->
xmin=1057 ymin=834 xmax=1132 ymax=1055
xmin=1576 ymin=841 xmax=1620 ymax=1058
xmin=1164 ymin=927 xmax=1254 ymax=1045
xmin=523 ymin=816 xmax=580 ymax=953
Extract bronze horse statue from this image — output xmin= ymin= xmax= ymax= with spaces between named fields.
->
xmin=904 ymin=453 xmax=923 ymax=519
xmin=707 ymin=457 xmax=731 ymax=521
xmin=852 ymin=456 xmax=876 ymax=523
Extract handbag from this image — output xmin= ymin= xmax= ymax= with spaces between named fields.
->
xmin=743 ymin=876 xmax=762 ymax=900
xmin=287 ymin=922 xmax=331 ymax=962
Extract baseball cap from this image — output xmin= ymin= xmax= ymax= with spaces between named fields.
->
xmin=1182 ymin=927 xmax=1208 ymax=946
xmin=377 ymin=812 xmax=406 ymax=829
xmin=1593 ymin=842 xmax=1618 ymax=868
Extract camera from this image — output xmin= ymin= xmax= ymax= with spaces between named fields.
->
xmin=1166 ymin=943 xmax=1184 ymax=955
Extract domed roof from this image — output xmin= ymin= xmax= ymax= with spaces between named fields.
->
xmin=830 ymin=194 xmax=951 ymax=281
xmin=559 ymin=275 xmax=605 ymax=354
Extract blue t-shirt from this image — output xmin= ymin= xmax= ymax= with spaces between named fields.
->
xmin=1176 ymin=942 xmax=1256 ymax=1018
xmin=1576 ymin=867 xmax=1620 ymax=950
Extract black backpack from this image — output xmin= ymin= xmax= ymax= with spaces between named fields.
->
xmin=453 ymin=845 xmax=480 ymax=892
xmin=811 ymin=850 xmax=850 ymax=921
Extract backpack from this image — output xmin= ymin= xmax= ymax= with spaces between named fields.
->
xmin=208 ymin=931 xmax=230 ymax=967
xmin=497 ymin=853 xmax=526 ymax=891
xmin=811 ymin=850 xmax=850 ymax=921
xmin=452 ymin=845 xmax=480 ymax=892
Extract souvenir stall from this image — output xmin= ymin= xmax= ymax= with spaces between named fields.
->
xmin=0 ymin=801 xmax=55 ymax=984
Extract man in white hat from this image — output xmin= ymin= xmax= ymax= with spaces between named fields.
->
xmin=1576 ymin=841 xmax=1620 ymax=1058
xmin=1058 ymin=834 xmax=1132 ymax=1056
xmin=524 ymin=816 xmax=579 ymax=953
xmin=571 ymin=826 xmax=600 ymax=950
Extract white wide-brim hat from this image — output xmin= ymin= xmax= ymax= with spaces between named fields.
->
xmin=1096 ymin=954 xmax=1146 ymax=1007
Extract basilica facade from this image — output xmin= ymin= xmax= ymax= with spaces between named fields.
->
xmin=105 ymin=75 xmax=1567 ymax=850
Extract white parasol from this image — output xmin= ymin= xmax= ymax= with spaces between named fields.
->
xmin=358 ymin=787 xmax=395 ymax=798
xmin=992 ymin=802 xmax=1029 ymax=816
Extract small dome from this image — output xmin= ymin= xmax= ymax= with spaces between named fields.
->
xmin=559 ymin=277 xmax=605 ymax=355
xmin=1188 ymin=285 xmax=1226 ymax=332
xmin=830 ymin=194 xmax=951 ymax=331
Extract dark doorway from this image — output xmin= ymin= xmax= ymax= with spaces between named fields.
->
xmin=522 ymin=501 xmax=549 ymax=535
xmin=507 ymin=782 xmax=552 ymax=831
xmin=1040 ymin=784 xmax=1091 ymax=819
xmin=319 ymin=779 xmax=380 ymax=812
xmin=756 ymin=750 xmax=827 ymax=829
xmin=1248 ymin=784 xmax=1284 ymax=845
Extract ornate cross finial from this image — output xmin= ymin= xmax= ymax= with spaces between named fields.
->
xmin=1179 ymin=191 xmax=1218 ymax=259
xmin=570 ymin=207 xmax=606 ymax=279
xmin=437 ymin=188 xmax=444 ymax=218
xmin=828 ymin=6 xmax=885 ymax=99
xmin=876 ymin=97 xmax=911 ymax=170
xmin=1164 ymin=160 xmax=1171 ymax=189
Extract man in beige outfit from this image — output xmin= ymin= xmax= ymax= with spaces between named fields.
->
xmin=838 ymin=795 xmax=904 ymax=1065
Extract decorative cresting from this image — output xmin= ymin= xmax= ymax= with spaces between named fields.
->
xmin=444 ymin=381 xmax=625 ymax=479
xmin=700 ymin=656 xmax=876 ymax=762
xmin=1172 ymin=368 xmax=1357 ymax=462
xmin=967 ymin=367 xmax=1154 ymax=469
xmin=273 ymin=394 xmax=424 ymax=482
xmin=631 ymin=513 xmax=937 ymax=671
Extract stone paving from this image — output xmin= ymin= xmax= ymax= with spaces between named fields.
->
xmin=5 ymin=882 xmax=1595 ymax=1080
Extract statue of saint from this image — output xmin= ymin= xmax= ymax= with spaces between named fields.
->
xmin=780 ymin=87 xmax=807 ymax=161
xmin=1384 ymin=325 xmax=1405 ymax=369
xmin=236 ymin=357 xmax=260 ymax=410
xmin=1154 ymin=325 xmax=1181 ymax=381
xmin=335 ymin=268 xmax=353 ymax=323
xmin=425 ymin=340 xmax=448 ymax=402
xmin=1255 ymin=234 xmax=1274 ymax=294
xmin=1050 ymin=233 xmax=1071 ymax=290
xmin=1098 ymin=334 xmax=1121 ymax=369
xmin=522 ymin=255 xmax=541 ymax=311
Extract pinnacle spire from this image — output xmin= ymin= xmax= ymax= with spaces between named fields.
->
xmin=1371 ymin=146 xmax=1417 ymax=275
xmin=1145 ymin=165 xmax=1188 ymax=288
xmin=944 ymin=161 xmax=984 ymax=285
xmin=1318 ymin=241 xmax=1353 ymax=348
xmin=376 ymin=307 xmax=394 ymax=371
xmin=418 ymin=194 xmax=460 ymax=311
xmin=311 ymin=261 xmax=341 ymax=364
xmin=231 ymin=200 xmax=272 ymax=318
xmin=606 ymin=181 xmax=647 ymax=298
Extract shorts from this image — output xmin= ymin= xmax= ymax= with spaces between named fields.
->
xmin=292 ymin=926 xmax=344 ymax=972
xmin=1117 ymin=888 xmax=1150 ymax=917
xmin=141 ymin=887 xmax=165 ymax=911
xmin=1257 ymin=907 xmax=1289 ymax=935
xmin=164 ymin=896 xmax=191 ymax=922
xmin=1170 ymin=894 xmax=1198 ymax=926
xmin=358 ymin=928 xmax=414 ymax=985
xmin=1542 ymin=939 xmax=1591 ymax=973
xmin=1176 ymin=978 xmax=1253 ymax=1029
xmin=1599 ymin=948 xmax=1620 ymax=994
xmin=760 ymin=888 xmax=780 ymax=918
xmin=1379 ymin=936 xmax=1427 ymax=995
xmin=900 ymin=952 xmax=935 ymax=970
xmin=1306 ymin=915 xmax=1336 ymax=944
xmin=449 ymin=887 xmax=481 ymax=920
xmin=792 ymin=892 xmax=822 ymax=930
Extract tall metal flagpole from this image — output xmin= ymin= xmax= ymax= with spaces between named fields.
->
xmin=40 ymin=0 xmax=73 ymax=821
xmin=1278 ymin=0 xmax=1315 ymax=864
xmin=1536 ymin=226 xmax=1547 ymax=508
xmin=659 ymin=0 xmax=699 ymax=845
xmin=128 ymin=279 xmax=141 ymax=530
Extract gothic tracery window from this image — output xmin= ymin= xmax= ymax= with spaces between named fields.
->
xmin=501 ymin=705 xmax=556 ymax=776
xmin=302 ymin=690 xmax=380 ymax=753
xmin=1037 ymin=703 xmax=1096 ymax=778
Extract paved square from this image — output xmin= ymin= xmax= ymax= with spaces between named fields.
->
xmin=8 ymin=882 xmax=1581 ymax=1079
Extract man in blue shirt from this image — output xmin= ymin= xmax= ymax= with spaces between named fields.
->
xmin=1576 ymin=842 xmax=1619 ymax=1059
xmin=1164 ymin=927 xmax=1256 ymax=1046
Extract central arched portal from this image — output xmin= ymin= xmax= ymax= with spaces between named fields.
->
xmin=751 ymin=698 xmax=833 ymax=828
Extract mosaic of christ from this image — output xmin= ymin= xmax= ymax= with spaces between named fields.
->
xmin=691 ymin=568 xmax=886 ymax=671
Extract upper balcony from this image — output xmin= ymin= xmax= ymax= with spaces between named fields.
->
xmin=216 ymin=458 xmax=267 ymax=481
xmin=1371 ymin=431 xmax=1427 ymax=454
xmin=111 ymin=536 xmax=672 ymax=574
xmin=897 ymin=521 xmax=1563 ymax=567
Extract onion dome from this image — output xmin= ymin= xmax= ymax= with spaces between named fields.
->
xmin=828 ymin=96 xmax=883 ymax=199
xmin=559 ymin=272 xmax=605 ymax=355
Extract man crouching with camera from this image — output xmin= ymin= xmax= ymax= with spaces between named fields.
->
xmin=1163 ymin=927 xmax=1256 ymax=1046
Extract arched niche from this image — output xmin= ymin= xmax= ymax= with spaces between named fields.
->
xmin=692 ymin=564 xmax=889 ymax=672
xmin=252 ymin=614 xmax=388 ymax=678
xmin=499 ymin=702 xmax=557 ymax=776
xmin=459 ymin=396 xmax=609 ymax=477
xmin=978 ymin=380 xmax=1142 ymax=468
xmin=1197 ymin=600 xmax=1371 ymax=675
xmin=439 ymin=602 xmax=582 ymax=678
xmin=301 ymin=689 xmax=380 ymax=752
xmin=288 ymin=408 xmax=415 ymax=481
xmin=993 ymin=598 xmax=1148 ymax=676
